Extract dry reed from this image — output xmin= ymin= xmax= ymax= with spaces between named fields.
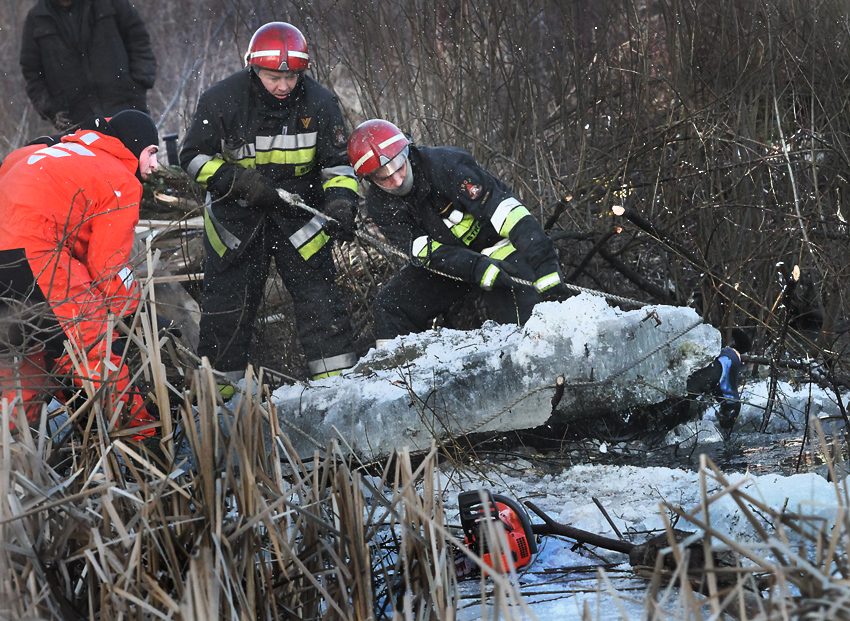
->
xmin=589 ymin=415 xmax=850 ymax=621
xmin=0 ymin=277 xmax=532 ymax=620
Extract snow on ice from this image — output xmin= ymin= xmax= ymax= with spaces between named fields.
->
xmin=264 ymin=291 xmax=848 ymax=618
xmin=435 ymin=454 xmax=840 ymax=620
xmin=271 ymin=293 xmax=719 ymax=460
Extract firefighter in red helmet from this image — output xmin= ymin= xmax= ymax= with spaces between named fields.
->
xmin=348 ymin=119 xmax=568 ymax=344
xmin=180 ymin=22 xmax=359 ymax=386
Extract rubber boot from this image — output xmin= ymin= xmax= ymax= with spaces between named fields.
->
xmin=713 ymin=347 xmax=742 ymax=437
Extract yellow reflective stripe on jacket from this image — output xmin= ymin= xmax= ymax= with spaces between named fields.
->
xmin=227 ymin=133 xmax=316 ymax=158
xmin=490 ymin=197 xmax=531 ymax=236
xmin=188 ymin=154 xmax=225 ymax=186
xmin=289 ymin=216 xmax=329 ymax=260
xmin=535 ymin=272 xmax=561 ymax=292
xmin=480 ymin=264 xmax=500 ymax=290
xmin=442 ymin=210 xmax=480 ymax=245
xmin=204 ymin=209 xmax=228 ymax=258
xmin=412 ymin=235 xmax=442 ymax=261
xmin=257 ymin=133 xmax=317 ymax=151
xmin=197 ymin=159 xmax=225 ymax=185
xmin=481 ymin=238 xmax=517 ymax=260
xmin=255 ymin=147 xmax=316 ymax=166
xmin=223 ymin=133 xmax=318 ymax=168
xmin=250 ymin=133 xmax=317 ymax=166
xmin=297 ymin=231 xmax=329 ymax=260
xmin=323 ymin=175 xmax=359 ymax=192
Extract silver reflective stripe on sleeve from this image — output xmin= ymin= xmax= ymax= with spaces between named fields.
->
xmin=490 ymin=197 xmax=521 ymax=233
xmin=481 ymin=264 xmax=500 ymax=290
xmin=289 ymin=216 xmax=326 ymax=248
xmin=481 ymin=238 xmax=512 ymax=256
xmin=206 ymin=200 xmax=242 ymax=250
xmin=411 ymin=236 xmax=430 ymax=257
xmin=535 ymin=272 xmax=561 ymax=292
xmin=322 ymin=164 xmax=357 ymax=181
xmin=118 ymin=266 xmax=134 ymax=288
xmin=308 ymin=352 xmax=358 ymax=376
xmin=187 ymin=154 xmax=214 ymax=178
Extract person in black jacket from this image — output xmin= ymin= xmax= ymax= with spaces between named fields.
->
xmin=347 ymin=119 xmax=569 ymax=344
xmin=20 ymin=0 xmax=156 ymax=129
xmin=180 ymin=22 xmax=359 ymax=386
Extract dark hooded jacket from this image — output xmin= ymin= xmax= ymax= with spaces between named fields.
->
xmin=363 ymin=145 xmax=558 ymax=284
xmin=20 ymin=0 xmax=156 ymax=125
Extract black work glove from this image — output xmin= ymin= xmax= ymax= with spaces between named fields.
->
xmin=53 ymin=110 xmax=73 ymax=131
xmin=322 ymin=196 xmax=357 ymax=242
xmin=230 ymin=167 xmax=280 ymax=208
xmin=531 ymin=258 xmax=570 ymax=300
xmin=474 ymin=258 xmax=529 ymax=291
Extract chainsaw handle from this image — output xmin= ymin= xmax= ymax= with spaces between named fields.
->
xmin=524 ymin=501 xmax=634 ymax=554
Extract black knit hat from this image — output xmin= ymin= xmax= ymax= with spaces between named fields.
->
xmin=107 ymin=110 xmax=159 ymax=159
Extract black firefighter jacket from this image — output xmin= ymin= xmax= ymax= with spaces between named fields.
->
xmin=20 ymin=0 xmax=156 ymax=125
xmin=363 ymin=145 xmax=557 ymax=285
xmin=180 ymin=69 xmax=359 ymax=267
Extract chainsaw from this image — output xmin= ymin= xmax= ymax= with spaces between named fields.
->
xmin=456 ymin=489 xmax=538 ymax=576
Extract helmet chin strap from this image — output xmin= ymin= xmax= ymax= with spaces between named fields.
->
xmin=381 ymin=162 xmax=414 ymax=196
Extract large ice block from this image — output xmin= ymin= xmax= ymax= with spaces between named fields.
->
xmin=271 ymin=294 xmax=720 ymax=460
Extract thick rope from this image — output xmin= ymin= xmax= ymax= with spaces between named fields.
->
xmin=276 ymin=189 xmax=648 ymax=308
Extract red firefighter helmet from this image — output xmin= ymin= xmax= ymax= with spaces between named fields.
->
xmin=245 ymin=22 xmax=310 ymax=72
xmin=348 ymin=119 xmax=410 ymax=178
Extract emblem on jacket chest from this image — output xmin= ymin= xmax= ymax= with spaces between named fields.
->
xmin=462 ymin=178 xmax=482 ymax=199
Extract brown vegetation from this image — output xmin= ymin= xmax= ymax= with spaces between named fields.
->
xmin=2 ymin=304 xmax=850 ymax=619
xmin=2 ymin=0 xmax=848 ymax=393
xmin=2 ymin=0 xmax=850 ymax=618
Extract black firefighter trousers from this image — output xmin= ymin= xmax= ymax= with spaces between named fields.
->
xmin=198 ymin=221 xmax=355 ymax=378
xmin=373 ymin=260 xmax=542 ymax=341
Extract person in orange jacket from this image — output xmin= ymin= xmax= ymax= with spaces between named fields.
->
xmin=0 ymin=110 xmax=159 ymax=437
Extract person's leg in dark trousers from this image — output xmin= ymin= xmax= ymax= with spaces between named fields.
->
xmin=373 ymin=266 xmax=473 ymax=340
xmin=197 ymin=231 xmax=271 ymax=374
xmin=271 ymin=234 xmax=356 ymax=378
xmin=0 ymin=248 xmax=66 ymax=423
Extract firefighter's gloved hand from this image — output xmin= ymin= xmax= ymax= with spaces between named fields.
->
xmin=532 ymin=259 xmax=569 ymax=300
xmin=231 ymin=167 xmax=281 ymax=209
xmin=322 ymin=197 xmax=357 ymax=242
xmin=475 ymin=258 xmax=522 ymax=291
xmin=231 ymin=166 xmax=276 ymax=206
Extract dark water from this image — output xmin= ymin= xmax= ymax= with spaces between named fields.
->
xmin=490 ymin=430 xmax=844 ymax=479
xmin=596 ymin=431 xmax=838 ymax=476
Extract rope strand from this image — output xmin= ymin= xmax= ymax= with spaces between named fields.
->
xmin=276 ymin=189 xmax=649 ymax=308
